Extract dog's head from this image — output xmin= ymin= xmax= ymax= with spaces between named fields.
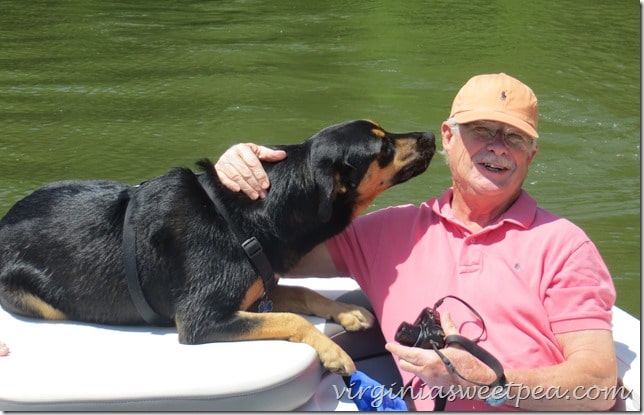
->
xmin=307 ymin=119 xmax=436 ymax=222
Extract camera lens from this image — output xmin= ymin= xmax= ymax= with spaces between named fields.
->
xmin=395 ymin=322 xmax=421 ymax=347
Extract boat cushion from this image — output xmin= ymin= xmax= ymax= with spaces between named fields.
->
xmin=0 ymin=278 xmax=358 ymax=411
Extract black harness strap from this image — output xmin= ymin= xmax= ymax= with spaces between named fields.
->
xmin=199 ymin=179 xmax=277 ymax=295
xmin=123 ymin=190 xmax=173 ymax=326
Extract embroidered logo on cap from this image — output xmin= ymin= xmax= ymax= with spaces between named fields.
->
xmin=501 ymin=91 xmax=507 ymax=100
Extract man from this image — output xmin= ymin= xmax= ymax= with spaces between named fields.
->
xmin=215 ymin=73 xmax=617 ymax=410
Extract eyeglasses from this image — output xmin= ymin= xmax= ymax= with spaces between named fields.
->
xmin=461 ymin=122 xmax=534 ymax=151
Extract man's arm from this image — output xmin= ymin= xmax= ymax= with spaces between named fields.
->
xmin=504 ymin=329 xmax=617 ymax=410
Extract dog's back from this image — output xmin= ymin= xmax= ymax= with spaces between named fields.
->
xmin=0 ymin=169 xmax=224 ymax=323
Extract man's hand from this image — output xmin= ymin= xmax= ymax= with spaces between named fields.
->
xmin=385 ymin=312 xmax=497 ymax=389
xmin=214 ymin=143 xmax=286 ymax=199
xmin=0 ymin=341 xmax=9 ymax=357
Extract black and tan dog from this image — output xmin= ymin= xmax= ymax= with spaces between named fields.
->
xmin=0 ymin=120 xmax=435 ymax=375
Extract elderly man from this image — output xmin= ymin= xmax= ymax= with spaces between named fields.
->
xmin=214 ymin=73 xmax=617 ymax=411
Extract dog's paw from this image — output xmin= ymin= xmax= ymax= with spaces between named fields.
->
xmin=333 ymin=304 xmax=375 ymax=332
xmin=302 ymin=327 xmax=356 ymax=375
xmin=317 ymin=340 xmax=356 ymax=376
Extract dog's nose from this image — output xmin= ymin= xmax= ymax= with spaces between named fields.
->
xmin=420 ymin=131 xmax=436 ymax=144
xmin=418 ymin=132 xmax=436 ymax=152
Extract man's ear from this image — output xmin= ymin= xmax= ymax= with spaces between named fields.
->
xmin=441 ymin=121 xmax=455 ymax=153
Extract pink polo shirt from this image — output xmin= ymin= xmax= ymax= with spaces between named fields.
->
xmin=327 ymin=189 xmax=615 ymax=411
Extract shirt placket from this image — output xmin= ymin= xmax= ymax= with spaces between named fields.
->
xmin=458 ymin=234 xmax=483 ymax=276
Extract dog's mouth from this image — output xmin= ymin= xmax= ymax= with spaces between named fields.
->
xmin=393 ymin=157 xmax=431 ymax=184
xmin=393 ymin=151 xmax=434 ymax=184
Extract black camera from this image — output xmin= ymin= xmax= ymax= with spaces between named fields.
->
xmin=394 ymin=307 xmax=445 ymax=350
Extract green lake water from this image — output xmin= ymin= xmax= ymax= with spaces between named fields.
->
xmin=0 ymin=0 xmax=640 ymax=317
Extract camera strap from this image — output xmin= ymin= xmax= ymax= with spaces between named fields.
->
xmin=435 ymin=334 xmax=507 ymax=387
xmin=430 ymin=335 xmax=507 ymax=411
xmin=432 ymin=296 xmax=504 ymax=384
xmin=410 ymin=295 xmax=506 ymax=411
xmin=433 ymin=295 xmax=485 ymax=342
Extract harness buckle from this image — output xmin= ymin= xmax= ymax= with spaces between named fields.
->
xmin=242 ymin=237 xmax=263 ymax=259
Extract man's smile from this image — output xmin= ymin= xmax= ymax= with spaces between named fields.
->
xmin=481 ymin=162 xmax=509 ymax=173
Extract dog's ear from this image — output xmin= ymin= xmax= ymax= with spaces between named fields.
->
xmin=313 ymin=159 xmax=336 ymax=223
xmin=308 ymin=127 xmax=358 ymax=223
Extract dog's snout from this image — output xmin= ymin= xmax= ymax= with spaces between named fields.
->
xmin=414 ymin=131 xmax=436 ymax=157
xmin=417 ymin=131 xmax=436 ymax=148
xmin=420 ymin=131 xmax=435 ymax=143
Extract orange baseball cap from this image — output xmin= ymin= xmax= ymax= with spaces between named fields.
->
xmin=449 ymin=73 xmax=539 ymax=138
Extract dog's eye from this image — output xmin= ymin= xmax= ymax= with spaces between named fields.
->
xmin=377 ymin=139 xmax=395 ymax=167
xmin=341 ymin=159 xmax=362 ymax=189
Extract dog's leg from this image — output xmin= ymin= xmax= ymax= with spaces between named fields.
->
xmin=269 ymin=285 xmax=375 ymax=331
xmin=177 ymin=310 xmax=356 ymax=375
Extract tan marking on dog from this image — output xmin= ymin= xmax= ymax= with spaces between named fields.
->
xmin=230 ymin=285 xmax=375 ymax=375
xmin=392 ymin=137 xmax=422 ymax=167
xmin=231 ymin=310 xmax=357 ymax=375
xmin=240 ymin=278 xmax=265 ymax=311
xmin=334 ymin=172 xmax=347 ymax=194
xmin=269 ymin=285 xmax=374 ymax=330
xmin=371 ymin=128 xmax=385 ymax=138
xmin=19 ymin=293 xmax=68 ymax=320
xmin=352 ymin=160 xmax=397 ymax=216
xmin=175 ymin=318 xmax=186 ymax=342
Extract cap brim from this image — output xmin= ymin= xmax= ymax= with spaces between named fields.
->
xmin=452 ymin=110 xmax=539 ymax=138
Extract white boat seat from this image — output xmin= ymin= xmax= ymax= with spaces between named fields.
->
xmin=0 ymin=278 xmax=358 ymax=411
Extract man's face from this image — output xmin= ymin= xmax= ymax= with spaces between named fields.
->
xmin=441 ymin=120 xmax=538 ymax=200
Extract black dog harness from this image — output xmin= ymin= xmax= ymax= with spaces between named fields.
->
xmin=198 ymin=180 xmax=277 ymax=296
xmin=122 ymin=188 xmax=173 ymax=326
xmin=122 ymin=180 xmax=277 ymax=326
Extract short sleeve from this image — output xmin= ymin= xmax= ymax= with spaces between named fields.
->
xmin=543 ymin=240 xmax=616 ymax=334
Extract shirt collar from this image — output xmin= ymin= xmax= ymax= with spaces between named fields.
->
xmin=432 ymin=188 xmax=537 ymax=231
